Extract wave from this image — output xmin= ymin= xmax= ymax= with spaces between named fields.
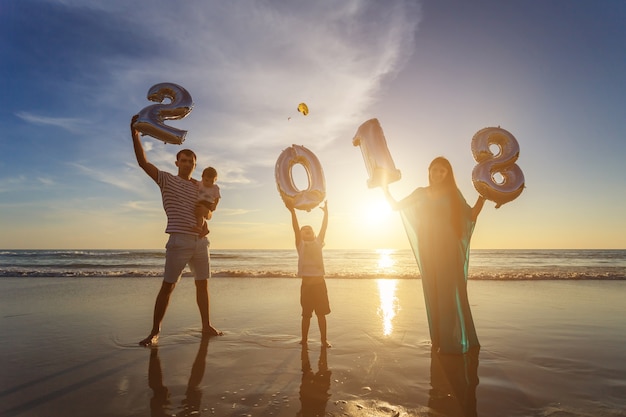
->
xmin=1 ymin=269 xmax=624 ymax=280
xmin=0 ymin=250 xmax=161 ymax=257
xmin=1 ymin=249 xmax=624 ymax=280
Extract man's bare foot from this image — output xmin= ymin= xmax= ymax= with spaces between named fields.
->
xmin=202 ymin=325 xmax=223 ymax=336
xmin=139 ymin=334 xmax=159 ymax=347
xmin=299 ymin=339 xmax=308 ymax=346
xmin=322 ymin=340 xmax=332 ymax=348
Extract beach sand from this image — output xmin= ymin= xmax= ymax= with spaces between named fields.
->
xmin=1 ymin=277 xmax=625 ymax=417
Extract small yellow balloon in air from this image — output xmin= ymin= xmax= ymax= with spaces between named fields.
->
xmin=297 ymin=102 xmax=309 ymax=116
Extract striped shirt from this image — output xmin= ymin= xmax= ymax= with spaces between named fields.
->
xmin=157 ymin=170 xmax=199 ymax=235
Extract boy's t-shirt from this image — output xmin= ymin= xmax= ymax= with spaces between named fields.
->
xmin=199 ymin=183 xmax=221 ymax=204
xmin=297 ymin=238 xmax=325 ymax=277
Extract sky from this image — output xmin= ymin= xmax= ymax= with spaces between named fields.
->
xmin=1 ymin=0 xmax=625 ymax=250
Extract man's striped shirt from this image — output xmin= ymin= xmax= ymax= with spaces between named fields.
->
xmin=156 ymin=170 xmax=199 ymax=235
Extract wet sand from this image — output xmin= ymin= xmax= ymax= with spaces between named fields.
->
xmin=1 ymin=277 xmax=625 ymax=416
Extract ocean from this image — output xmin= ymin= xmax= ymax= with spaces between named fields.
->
xmin=1 ymin=248 xmax=625 ymax=280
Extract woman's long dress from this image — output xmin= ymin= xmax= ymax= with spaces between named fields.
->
xmin=398 ymin=187 xmax=479 ymax=354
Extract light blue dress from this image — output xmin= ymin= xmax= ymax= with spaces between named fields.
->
xmin=398 ymin=187 xmax=479 ymax=354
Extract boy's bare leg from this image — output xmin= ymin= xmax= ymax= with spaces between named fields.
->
xmin=139 ymin=281 xmax=176 ymax=346
xmin=195 ymin=279 xmax=223 ymax=336
xmin=301 ymin=315 xmax=311 ymax=346
xmin=317 ymin=315 xmax=331 ymax=348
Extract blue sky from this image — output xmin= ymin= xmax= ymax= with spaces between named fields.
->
xmin=1 ymin=0 xmax=625 ymax=250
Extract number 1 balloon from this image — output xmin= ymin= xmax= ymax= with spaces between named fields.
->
xmin=471 ymin=127 xmax=525 ymax=207
xmin=353 ymin=118 xmax=401 ymax=188
xmin=133 ymin=82 xmax=194 ymax=145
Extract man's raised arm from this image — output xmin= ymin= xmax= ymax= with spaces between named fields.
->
xmin=131 ymin=115 xmax=158 ymax=182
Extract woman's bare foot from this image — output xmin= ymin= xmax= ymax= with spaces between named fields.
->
xmin=202 ymin=325 xmax=223 ymax=336
xmin=322 ymin=340 xmax=332 ymax=348
xmin=139 ymin=333 xmax=159 ymax=347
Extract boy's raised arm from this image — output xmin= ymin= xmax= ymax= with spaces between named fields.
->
xmin=288 ymin=205 xmax=301 ymax=246
xmin=318 ymin=201 xmax=328 ymax=243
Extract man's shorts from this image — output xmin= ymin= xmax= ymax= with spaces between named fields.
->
xmin=164 ymin=233 xmax=210 ymax=283
xmin=300 ymin=277 xmax=331 ymax=318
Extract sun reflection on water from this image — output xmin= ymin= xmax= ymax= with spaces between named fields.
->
xmin=377 ymin=279 xmax=399 ymax=336
xmin=376 ymin=248 xmax=396 ymax=271
xmin=374 ymin=249 xmax=400 ymax=336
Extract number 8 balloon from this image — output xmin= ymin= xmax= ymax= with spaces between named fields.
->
xmin=133 ymin=82 xmax=194 ymax=145
xmin=471 ymin=127 xmax=525 ymax=208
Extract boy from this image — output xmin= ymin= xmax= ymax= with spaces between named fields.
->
xmin=195 ymin=167 xmax=220 ymax=232
xmin=287 ymin=201 xmax=331 ymax=348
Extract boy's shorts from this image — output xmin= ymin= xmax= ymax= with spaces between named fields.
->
xmin=300 ymin=277 xmax=331 ymax=318
xmin=164 ymin=233 xmax=210 ymax=283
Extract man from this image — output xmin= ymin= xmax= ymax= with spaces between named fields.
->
xmin=131 ymin=115 xmax=222 ymax=347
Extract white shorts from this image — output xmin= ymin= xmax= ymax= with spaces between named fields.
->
xmin=164 ymin=233 xmax=210 ymax=283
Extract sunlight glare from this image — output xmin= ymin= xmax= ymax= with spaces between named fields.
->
xmin=376 ymin=248 xmax=396 ymax=271
xmin=377 ymin=279 xmax=399 ymax=336
xmin=359 ymin=198 xmax=393 ymax=228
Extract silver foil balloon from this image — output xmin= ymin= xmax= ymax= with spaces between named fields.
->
xmin=133 ymin=83 xmax=194 ymax=145
xmin=275 ymin=145 xmax=326 ymax=211
xmin=471 ymin=127 xmax=525 ymax=207
xmin=352 ymin=118 xmax=401 ymax=188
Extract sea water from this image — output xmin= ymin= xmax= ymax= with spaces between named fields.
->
xmin=0 ymin=249 xmax=624 ymax=280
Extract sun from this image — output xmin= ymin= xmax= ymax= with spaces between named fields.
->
xmin=331 ymin=192 xmax=403 ymax=248
xmin=358 ymin=197 xmax=394 ymax=227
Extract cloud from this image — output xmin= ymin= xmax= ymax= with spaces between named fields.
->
xmin=0 ymin=176 xmax=28 ymax=193
xmin=15 ymin=112 xmax=88 ymax=133
xmin=87 ymin=1 xmax=422 ymax=195
xmin=193 ymin=208 xmax=254 ymax=218
xmin=0 ymin=0 xmax=426 ymax=249
xmin=99 ymin=1 xmax=422 ymax=147
xmin=122 ymin=201 xmax=162 ymax=214
xmin=37 ymin=177 xmax=56 ymax=186
xmin=67 ymin=162 xmax=141 ymax=192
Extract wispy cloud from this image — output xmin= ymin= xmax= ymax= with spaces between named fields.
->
xmin=36 ymin=177 xmax=56 ymax=186
xmin=0 ymin=176 xmax=27 ymax=193
xmin=101 ymin=1 xmax=422 ymax=150
xmin=15 ymin=112 xmax=88 ymax=133
xmin=0 ymin=0 xmax=426 ymax=249
xmin=215 ymin=208 xmax=255 ymax=217
xmin=27 ymin=0 xmax=421 ymax=197
xmin=122 ymin=201 xmax=162 ymax=213
xmin=67 ymin=162 xmax=140 ymax=192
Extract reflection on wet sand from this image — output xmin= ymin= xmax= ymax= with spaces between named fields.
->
xmin=298 ymin=346 xmax=331 ymax=417
xmin=377 ymin=279 xmax=399 ymax=336
xmin=428 ymin=347 xmax=479 ymax=417
xmin=148 ymin=335 xmax=210 ymax=417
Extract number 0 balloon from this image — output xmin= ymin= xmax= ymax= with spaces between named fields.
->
xmin=275 ymin=145 xmax=326 ymax=211
xmin=133 ymin=82 xmax=194 ymax=145
xmin=471 ymin=127 xmax=525 ymax=207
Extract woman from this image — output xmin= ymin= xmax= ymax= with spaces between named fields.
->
xmin=384 ymin=157 xmax=485 ymax=354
